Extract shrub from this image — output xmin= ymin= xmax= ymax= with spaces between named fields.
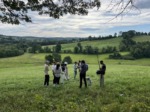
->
xmin=63 ymin=56 xmax=72 ymax=64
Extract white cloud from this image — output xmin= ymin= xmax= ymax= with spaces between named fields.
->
xmin=0 ymin=0 xmax=150 ymax=37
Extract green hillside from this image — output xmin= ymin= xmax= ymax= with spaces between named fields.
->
xmin=46 ymin=36 xmax=150 ymax=51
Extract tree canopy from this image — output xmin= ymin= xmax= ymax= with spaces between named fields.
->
xmin=0 ymin=0 xmax=135 ymax=24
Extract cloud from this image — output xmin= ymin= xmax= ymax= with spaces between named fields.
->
xmin=0 ymin=0 xmax=150 ymax=37
xmin=134 ymin=0 xmax=150 ymax=9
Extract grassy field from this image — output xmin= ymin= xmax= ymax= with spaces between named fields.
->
xmin=45 ymin=36 xmax=150 ymax=51
xmin=0 ymin=53 xmax=150 ymax=112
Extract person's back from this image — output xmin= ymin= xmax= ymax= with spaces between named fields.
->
xmin=79 ymin=60 xmax=87 ymax=88
xmin=54 ymin=66 xmax=61 ymax=77
xmin=101 ymin=63 xmax=106 ymax=74
xmin=80 ymin=63 xmax=87 ymax=74
xmin=44 ymin=64 xmax=49 ymax=75
xmin=99 ymin=60 xmax=106 ymax=87
xmin=53 ymin=63 xmax=61 ymax=85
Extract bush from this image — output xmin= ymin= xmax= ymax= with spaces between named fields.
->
xmin=45 ymin=53 xmax=62 ymax=63
xmin=109 ymin=52 xmax=122 ymax=59
xmin=63 ymin=56 xmax=72 ymax=64
xmin=122 ymin=55 xmax=135 ymax=60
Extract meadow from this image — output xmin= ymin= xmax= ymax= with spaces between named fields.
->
xmin=0 ymin=53 xmax=150 ymax=112
xmin=45 ymin=36 xmax=150 ymax=51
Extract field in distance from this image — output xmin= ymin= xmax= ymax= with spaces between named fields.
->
xmin=45 ymin=35 xmax=150 ymax=51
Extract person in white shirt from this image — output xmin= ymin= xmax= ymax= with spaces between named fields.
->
xmin=51 ymin=62 xmax=56 ymax=84
xmin=60 ymin=63 xmax=66 ymax=84
xmin=54 ymin=62 xmax=61 ymax=85
xmin=44 ymin=61 xmax=50 ymax=86
xmin=64 ymin=62 xmax=69 ymax=80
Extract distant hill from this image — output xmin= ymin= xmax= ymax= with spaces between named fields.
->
xmin=0 ymin=34 xmax=80 ymax=42
xmin=46 ymin=35 xmax=150 ymax=51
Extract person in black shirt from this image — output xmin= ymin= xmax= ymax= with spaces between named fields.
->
xmin=99 ymin=60 xmax=106 ymax=87
xmin=79 ymin=60 xmax=87 ymax=88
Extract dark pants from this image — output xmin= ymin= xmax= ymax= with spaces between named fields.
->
xmin=79 ymin=72 xmax=87 ymax=88
xmin=54 ymin=76 xmax=60 ymax=84
xmin=44 ymin=75 xmax=49 ymax=86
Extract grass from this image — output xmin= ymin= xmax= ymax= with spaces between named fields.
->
xmin=45 ymin=35 xmax=150 ymax=51
xmin=0 ymin=53 xmax=150 ymax=112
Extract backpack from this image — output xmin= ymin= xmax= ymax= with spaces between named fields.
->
xmin=86 ymin=64 xmax=88 ymax=71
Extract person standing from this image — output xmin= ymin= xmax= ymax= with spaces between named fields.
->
xmin=73 ymin=62 xmax=78 ymax=79
xmin=51 ymin=62 xmax=56 ymax=84
xmin=60 ymin=63 xmax=66 ymax=84
xmin=78 ymin=60 xmax=81 ymax=73
xmin=99 ymin=60 xmax=106 ymax=87
xmin=64 ymin=62 xmax=69 ymax=80
xmin=79 ymin=60 xmax=87 ymax=88
xmin=54 ymin=62 xmax=61 ymax=86
xmin=44 ymin=61 xmax=50 ymax=86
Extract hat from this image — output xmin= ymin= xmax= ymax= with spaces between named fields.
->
xmin=64 ymin=62 xmax=68 ymax=64
xmin=45 ymin=60 xmax=50 ymax=64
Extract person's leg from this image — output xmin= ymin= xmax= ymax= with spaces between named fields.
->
xmin=54 ymin=76 xmax=57 ymax=85
xmin=47 ymin=75 xmax=49 ymax=86
xmin=74 ymin=71 xmax=77 ymax=79
xmin=58 ymin=77 xmax=60 ymax=84
xmin=83 ymin=73 xmax=87 ymax=87
xmin=100 ymin=75 xmax=104 ymax=87
xmin=44 ymin=75 xmax=47 ymax=85
xmin=79 ymin=73 xmax=82 ymax=88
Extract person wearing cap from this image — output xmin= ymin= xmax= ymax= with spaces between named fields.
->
xmin=99 ymin=60 xmax=106 ymax=87
xmin=44 ymin=61 xmax=50 ymax=86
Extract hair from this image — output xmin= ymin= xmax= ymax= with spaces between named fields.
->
xmin=56 ymin=64 xmax=60 ymax=70
xmin=100 ymin=60 xmax=103 ymax=64
xmin=81 ymin=60 xmax=85 ymax=64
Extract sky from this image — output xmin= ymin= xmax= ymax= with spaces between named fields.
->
xmin=0 ymin=0 xmax=150 ymax=38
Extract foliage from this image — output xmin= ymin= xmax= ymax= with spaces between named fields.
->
xmin=28 ymin=44 xmax=42 ymax=53
xmin=101 ymin=46 xmax=117 ymax=54
xmin=45 ymin=54 xmax=54 ymax=63
xmin=0 ymin=45 xmax=24 ymax=58
xmin=62 ymin=56 xmax=72 ymax=64
xmin=42 ymin=46 xmax=52 ymax=53
xmin=109 ymin=52 xmax=122 ymax=59
xmin=121 ymin=30 xmax=136 ymax=39
xmin=130 ymin=42 xmax=150 ymax=59
xmin=119 ymin=38 xmax=136 ymax=51
xmin=0 ymin=0 xmax=100 ymax=24
xmin=55 ymin=43 xmax=61 ymax=53
xmin=45 ymin=53 xmax=61 ymax=63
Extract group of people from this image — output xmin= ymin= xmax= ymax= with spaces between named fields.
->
xmin=44 ymin=61 xmax=69 ymax=86
xmin=44 ymin=60 xmax=106 ymax=88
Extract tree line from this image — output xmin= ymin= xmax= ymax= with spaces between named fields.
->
xmin=0 ymin=30 xmax=150 ymax=59
xmin=109 ymin=30 xmax=150 ymax=59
